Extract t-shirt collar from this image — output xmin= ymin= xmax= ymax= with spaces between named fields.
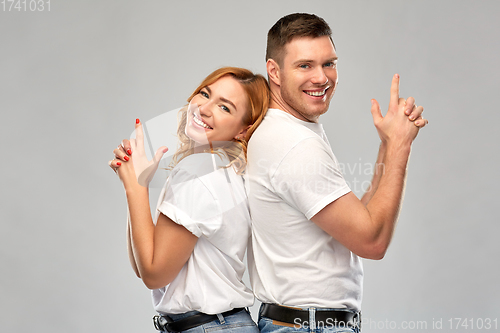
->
xmin=267 ymin=108 xmax=326 ymax=138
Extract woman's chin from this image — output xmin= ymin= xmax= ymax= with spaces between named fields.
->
xmin=185 ymin=124 xmax=209 ymax=144
xmin=188 ymin=135 xmax=209 ymax=146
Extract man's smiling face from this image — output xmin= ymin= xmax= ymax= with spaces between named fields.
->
xmin=277 ymin=36 xmax=338 ymax=122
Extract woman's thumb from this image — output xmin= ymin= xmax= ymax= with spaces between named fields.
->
xmin=153 ymin=146 xmax=168 ymax=164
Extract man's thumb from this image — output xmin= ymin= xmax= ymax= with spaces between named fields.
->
xmin=370 ymin=99 xmax=383 ymax=122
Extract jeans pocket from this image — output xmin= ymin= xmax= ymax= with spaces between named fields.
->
xmin=204 ymin=322 xmax=258 ymax=332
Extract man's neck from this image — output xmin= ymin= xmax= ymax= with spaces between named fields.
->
xmin=269 ymin=93 xmax=319 ymax=123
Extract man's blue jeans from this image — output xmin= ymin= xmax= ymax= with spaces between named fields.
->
xmin=258 ymin=305 xmax=361 ymax=333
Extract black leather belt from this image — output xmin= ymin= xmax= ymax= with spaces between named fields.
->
xmin=153 ymin=308 xmax=244 ymax=332
xmin=261 ymin=303 xmax=361 ymax=329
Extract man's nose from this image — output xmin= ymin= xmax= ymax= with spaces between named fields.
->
xmin=311 ymin=67 xmax=329 ymax=85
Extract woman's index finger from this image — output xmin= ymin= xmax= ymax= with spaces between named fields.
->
xmin=135 ymin=118 xmax=144 ymax=146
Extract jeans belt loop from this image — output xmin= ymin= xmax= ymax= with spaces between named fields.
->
xmin=216 ymin=313 xmax=225 ymax=325
xmin=309 ymin=307 xmax=316 ymax=330
xmin=356 ymin=311 xmax=362 ymax=330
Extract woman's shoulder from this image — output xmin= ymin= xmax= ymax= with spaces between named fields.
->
xmin=170 ymin=153 xmax=231 ymax=185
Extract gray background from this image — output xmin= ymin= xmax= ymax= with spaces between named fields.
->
xmin=1 ymin=0 xmax=499 ymax=332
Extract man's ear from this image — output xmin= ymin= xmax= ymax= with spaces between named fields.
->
xmin=266 ymin=59 xmax=281 ymax=86
xmin=235 ymin=124 xmax=251 ymax=140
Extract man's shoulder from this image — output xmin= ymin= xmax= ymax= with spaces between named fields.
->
xmin=247 ymin=109 xmax=330 ymax=168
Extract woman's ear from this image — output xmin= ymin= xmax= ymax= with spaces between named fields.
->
xmin=266 ymin=59 xmax=281 ymax=86
xmin=235 ymin=125 xmax=251 ymax=140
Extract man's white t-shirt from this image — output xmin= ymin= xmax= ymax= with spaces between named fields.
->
xmin=245 ymin=109 xmax=363 ymax=311
xmin=152 ymin=153 xmax=254 ymax=315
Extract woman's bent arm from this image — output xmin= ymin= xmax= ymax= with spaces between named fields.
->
xmin=121 ymin=170 xmax=198 ymax=289
xmin=113 ymin=120 xmax=197 ymax=289
xmin=125 ymin=181 xmax=197 ymax=289
xmin=126 ymin=214 xmax=141 ymax=278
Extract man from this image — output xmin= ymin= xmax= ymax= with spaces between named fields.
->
xmin=245 ymin=13 xmax=427 ymax=333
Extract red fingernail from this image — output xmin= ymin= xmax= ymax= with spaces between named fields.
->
xmin=127 ymin=149 xmax=132 ymax=155
xmin=124 ymin=156 xmax=129 ymax=161
xmin=136 ymin=118 xmax=140 ymax=124
xmin=117 ymin=162 xmax=122 ymax=166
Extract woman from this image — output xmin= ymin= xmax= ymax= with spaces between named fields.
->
xmin=109 ymin=67 xmax=269 ymax=332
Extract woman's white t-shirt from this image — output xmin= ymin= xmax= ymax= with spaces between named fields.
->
xmin=152 ymin=153 xmax=254 ymax=315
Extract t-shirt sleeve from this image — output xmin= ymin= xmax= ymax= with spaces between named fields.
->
xmin=157 ymin=167 xmax=222 ymax=238
xmin=270 ymin=137 xmax=351 ymax=220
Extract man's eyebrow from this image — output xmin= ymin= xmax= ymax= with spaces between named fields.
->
xmin=205 ymin=86 xmax=237 ymax=111
xmin=292 ymin=57 xmax=338 ymax=65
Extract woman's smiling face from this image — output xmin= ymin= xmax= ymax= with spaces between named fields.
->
xmin=185 ymin=75 xmax=250 ymax=145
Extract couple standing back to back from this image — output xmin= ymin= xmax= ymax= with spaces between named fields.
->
xmin=110 ymin=12 xmax=427 ymax=333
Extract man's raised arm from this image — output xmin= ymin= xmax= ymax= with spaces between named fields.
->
xmin=311 ymin=74 xmax=426 ymax=260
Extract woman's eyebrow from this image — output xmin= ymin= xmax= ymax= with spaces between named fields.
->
xmin=206 ymin=86 xmax=237 ymax=110
xmin=219 ymin=97 xmax=237 ymax=111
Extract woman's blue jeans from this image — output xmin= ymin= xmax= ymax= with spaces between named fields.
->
xmin=159 ymin=308 xmax=259 ymax=333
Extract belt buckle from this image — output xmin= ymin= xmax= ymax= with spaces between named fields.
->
xmin=153 ymin=315 xmax=172 ymax=331
xmin=154 ymin=315 xmax=181 ymax=333
xmin=153 ymin=315 xmax=162 ymax=331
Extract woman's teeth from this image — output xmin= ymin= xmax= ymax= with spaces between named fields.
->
xmin=193 ymin=114 xmax=212 ymax=129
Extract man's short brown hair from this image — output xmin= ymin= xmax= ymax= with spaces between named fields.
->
xmin=266 ymin=13 xmax=333 ymax=66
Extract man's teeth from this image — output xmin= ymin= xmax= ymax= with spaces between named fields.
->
xmin=193 ymin=114 xmax=212 ymax=129
xmin=305 ymin=89 xmax=327 ymax=97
